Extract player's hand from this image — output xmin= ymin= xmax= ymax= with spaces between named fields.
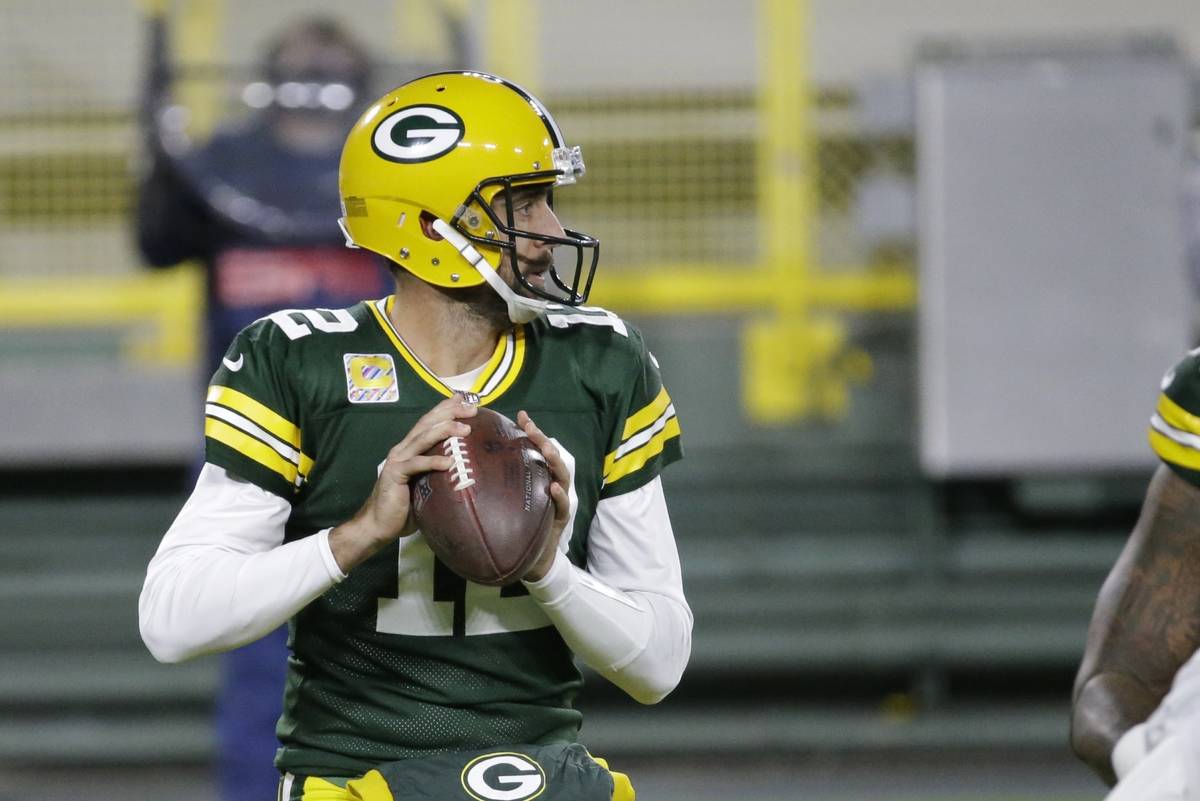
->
xmin=517 ymin=410 xmax=570 ymax=582
xmin=330 ymin=396 xmax=478 ymax=573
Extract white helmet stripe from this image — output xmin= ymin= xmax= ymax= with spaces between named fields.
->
xmin=496 ymin=78 xmax=564 ymax=147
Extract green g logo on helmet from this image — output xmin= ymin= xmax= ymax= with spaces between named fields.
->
xmin=371 ymin=105 xmax=464 ymax=163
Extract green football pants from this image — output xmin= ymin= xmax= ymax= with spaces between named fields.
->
xmin=278 ymin=742 xmax=634 ymax=801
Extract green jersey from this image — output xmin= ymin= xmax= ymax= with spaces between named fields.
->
xmin=203 ymin=297 xmax=682 ymax=777
xmin=1151 ymin=349 xmax=1200 ymax=485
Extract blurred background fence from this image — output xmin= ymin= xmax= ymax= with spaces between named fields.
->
xmin=3 ymin=1 xmax=1200 ymax=799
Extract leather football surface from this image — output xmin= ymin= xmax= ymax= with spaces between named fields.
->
xmin=410 ymin=407 xmax=555 ymax=586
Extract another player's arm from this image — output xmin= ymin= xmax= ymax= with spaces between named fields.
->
xmin=1071 ymin=465 xmax=1200 ymax=785
xmin=134 ymin=3 xmax=216 ymax=268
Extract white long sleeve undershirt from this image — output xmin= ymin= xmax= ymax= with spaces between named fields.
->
xmin=522 ymin=476 xmax=691 ymax=704
xmin=138 ymin=465 xmax=691 ymax=704
xmin=138 ymin=465 xmax=344 ymax=662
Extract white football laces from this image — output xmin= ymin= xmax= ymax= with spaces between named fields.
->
xmin=442 ymin=436 xmax=476 ymax=491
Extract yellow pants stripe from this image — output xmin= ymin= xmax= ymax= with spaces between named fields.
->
xmin=590 ymin=755 xmax=635 ymax=801
xmin=1159 ymin=393 xmax=1200 ymax=438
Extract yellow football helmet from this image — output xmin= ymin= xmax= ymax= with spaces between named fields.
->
xmin=338 ymin=71 xmax=599 ymax=320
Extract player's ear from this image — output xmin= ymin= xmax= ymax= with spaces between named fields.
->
xmin=419 ymin=211 xmax=444 ymax=241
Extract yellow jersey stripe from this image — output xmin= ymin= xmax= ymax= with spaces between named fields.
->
xmin=207 ymin=385 xmax=301 ymax=450
xmin=1158 ymin=393 xmax=1200 ymax=438
xmin=205 ymin=417 xmax=300 ymax=486
xmin=479 ymin=327 xmax=526 ymax=402
xmin=205 ymin=403 xmax=303 ymax=466
xmin=471 ymin=330 xmax=512 ymax=395
xmin=604 ymin=416 xmax=681 ymax=485
xmin=1150 ymin=429 xmax=1200 ymax=471
xmin=621 ymin=387 xmax=672 ymax=441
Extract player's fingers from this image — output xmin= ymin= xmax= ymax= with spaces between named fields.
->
xmin=391 ymin=417 xmax=470 ymax=460
xmin=407 ymin=454 xmax=455 ymax=478
xmin=442 ymin=393 xmax=479 ymax=417
xmin=402 ymin=397 xmax=478 ymax=447
xmin=423 ymin=396 xmax=478 ymax=429
xmin=383 ymin=453 xmax=454 ymax=484
xmin=518 ymin=409 xmax=542 ymax=436
xmin=542 ymin=444 xmax=569 ymax=485
xmin=531 ymin=432 xmax=569 ymax=484
xmin=520 ymin=412 xmax=569 ymax=485
xmin=518 ymin=410 xmax=554 ymax=452
xmin=549 ymin=482 xmax=570 ymax=525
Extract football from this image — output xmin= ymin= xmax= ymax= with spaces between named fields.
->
xmin=410 ymin=406 xmax=555 ymax=586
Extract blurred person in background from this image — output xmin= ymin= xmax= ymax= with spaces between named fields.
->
xmin=137 ymin=15 xmax=389 ymax=373
xmin=1071 ymin=345 xmax=1200 ymax=798
xmin=139 ymin=70 xmax=690 ymax=801
xmin=135 ymin=16 xmax=389 ymax=801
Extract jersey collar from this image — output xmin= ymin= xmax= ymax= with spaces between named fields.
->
xmin=367 ymin=296 xmax=526 ymax=405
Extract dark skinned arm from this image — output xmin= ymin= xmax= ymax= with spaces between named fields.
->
xmin=1071 ymin=465 xmax=1200 ymax=785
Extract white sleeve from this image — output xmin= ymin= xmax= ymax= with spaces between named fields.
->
xmin=1112 ymin=722 xmax=1150 ymax=781
xmin=1105 ymin=731 xmax=1187 ymax=801
xmin=138 ymin=463 xmax=346 ymax=664
xmin=1111 ymin=648 xmax=1200 ymax=787
xmin=522 ymin=476 xmax=692 ymax=704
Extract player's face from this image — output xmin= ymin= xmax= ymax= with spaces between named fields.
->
xmin=490 ymin=185 xmax=565 ymax=298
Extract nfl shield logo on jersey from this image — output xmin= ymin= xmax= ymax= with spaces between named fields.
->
xmin=344 ymin=353 xmax=399 ymax=403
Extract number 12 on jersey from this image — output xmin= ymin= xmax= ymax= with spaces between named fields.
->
xmin=375 ymin=534 xmax=551 ymax=637
xmin=376 ymin=437 xmax=578 ymax=638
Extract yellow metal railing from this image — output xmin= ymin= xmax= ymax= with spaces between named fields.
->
xmin=0 ymin=0 xmax=916 ymax=423
xmin=481 ymin=0 xmax=539 ymax=94
xmin=168 ymin=0 xmax=225 ymax=141
xmin=589 ymin=266 xmax=914 ymax=315
xmin=0 ymin=264 xmax=203 ymax=366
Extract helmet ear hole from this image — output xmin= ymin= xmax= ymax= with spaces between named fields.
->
xmin=419 ymin=211 xmax=444 ymax=241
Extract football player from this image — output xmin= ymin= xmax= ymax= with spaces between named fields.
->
xmin=1072 ymin=349 xmax=1200 ymax=796
xmin=139 ymin=71 xmax=691 ymax=801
